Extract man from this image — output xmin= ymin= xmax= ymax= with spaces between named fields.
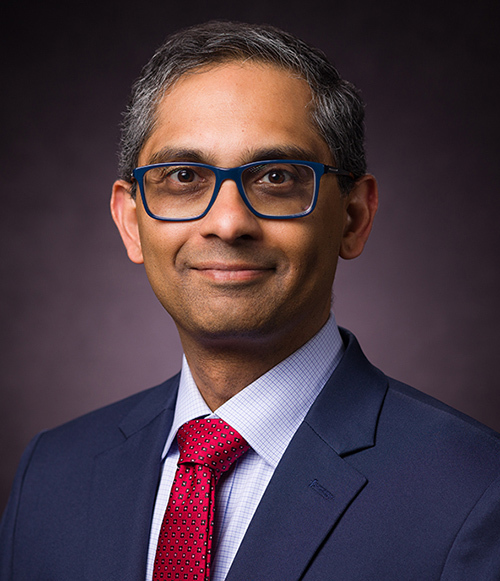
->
xmin=1 ymin=21 xmax=500 ymax=580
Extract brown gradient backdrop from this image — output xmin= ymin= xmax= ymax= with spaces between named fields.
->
xmin=1 ymin=0 xmax=499 ymax=512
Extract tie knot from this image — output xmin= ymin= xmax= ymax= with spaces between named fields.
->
xmin=177 ymin=418 xmax=249 ymax=481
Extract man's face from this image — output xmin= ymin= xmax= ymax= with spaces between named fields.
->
xmin=113 ymin=62 xmax=374 ymax=352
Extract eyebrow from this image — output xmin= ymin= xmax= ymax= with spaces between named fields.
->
xmin=147 ymin=147 xmax=209 ymax=165
xmin=243 ymin=146 xmax=320 ymax=164
xmin=145 ymin=145 xmax=322 ymax=167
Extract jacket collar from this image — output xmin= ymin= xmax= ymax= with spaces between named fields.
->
xmin=305 ymin=327 xmax=388 ymax=456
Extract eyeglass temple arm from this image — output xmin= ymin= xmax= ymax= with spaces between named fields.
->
xmin=324 ymin=166 xmax=356 ymax=180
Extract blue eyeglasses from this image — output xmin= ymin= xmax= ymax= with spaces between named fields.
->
xmin=132 ymin=160 xmax=354 ymax=221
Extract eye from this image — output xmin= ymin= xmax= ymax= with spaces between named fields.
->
xmin=261 ymin=169 xmax=291 ymax=184
xmin=169 ymin=167 xmax=198 ymax=183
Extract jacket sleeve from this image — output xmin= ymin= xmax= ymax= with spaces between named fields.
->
xmin=440 ymin=474 xmax=500 ymax=580
xmin=0 ymin=432 xmax=45 ymax=580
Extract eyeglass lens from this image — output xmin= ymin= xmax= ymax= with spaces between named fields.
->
xmin=142 ymin=162 xmax=316 ymax=219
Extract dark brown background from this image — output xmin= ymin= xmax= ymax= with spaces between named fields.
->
xmin=1 ymin=0 xmax=499 ymax=513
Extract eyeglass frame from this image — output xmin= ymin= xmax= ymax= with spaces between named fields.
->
xmin=131 ymin=159 xmax=355 ymax=222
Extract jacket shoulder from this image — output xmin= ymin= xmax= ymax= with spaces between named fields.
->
xmin=386 ymin=376 xmax=500 ymax=450
xmin=32 ymin=373 xmax=180 ymax=459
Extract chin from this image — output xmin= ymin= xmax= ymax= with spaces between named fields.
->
xmin=176 ymin=305 xmax=287 ymax=346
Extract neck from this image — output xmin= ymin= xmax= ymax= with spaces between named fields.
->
xmin=177 ymin=314 xmax=330 ymax=411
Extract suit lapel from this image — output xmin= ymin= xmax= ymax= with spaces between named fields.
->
xmin=227 ymin=329 xmax=388 ymax=581
xmin=85 ymin=376 xmax=179 ymax=581
xmin=225 ymin=422 xmax=367 ymax=581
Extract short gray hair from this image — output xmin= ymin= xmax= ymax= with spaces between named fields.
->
xmin=118 ymin=21 xmax=366 ymax=195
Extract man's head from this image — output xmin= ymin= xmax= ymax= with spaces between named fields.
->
xmin=111 ymin=22 xmax=377 ymax=364
xmin=118 ymin=21 xmax=366 ymax=196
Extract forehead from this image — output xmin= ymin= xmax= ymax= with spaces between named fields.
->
xmin=139 ymin=61 xmax=331 ymax=166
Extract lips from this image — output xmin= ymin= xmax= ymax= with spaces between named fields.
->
xmin=193 ymin=261 xmax=270 ymax=271
xmin=190 ymin=261 xmax=275 ymax=283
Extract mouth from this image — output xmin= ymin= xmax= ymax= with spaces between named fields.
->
xmin=191 ymin=262 xmax=275 ymax=283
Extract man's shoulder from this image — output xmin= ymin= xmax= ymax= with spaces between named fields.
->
xmin=385 ymin=376 xmax=500 ymax=452
xmin=338 ymin=327 xmax=500 ymax=450
xmin=349 ymin=372 xmax=500 ymax=503
xmin=328 ymin=328 xmax=500 ymax=481
xmin=33 ymin=372 xmax=181 ymax=458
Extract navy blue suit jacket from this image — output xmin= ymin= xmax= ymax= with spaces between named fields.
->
xmin=2 ymin=329 xmax=500 ymax=579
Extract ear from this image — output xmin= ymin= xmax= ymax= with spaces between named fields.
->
xmin=340 ymin=174 xmax=378 ymax=260
xmin=110 ymin=180 xmax=144 ymax=264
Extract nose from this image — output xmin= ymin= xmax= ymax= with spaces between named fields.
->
xmin=198 ymin=178 xmax=262 ymax=243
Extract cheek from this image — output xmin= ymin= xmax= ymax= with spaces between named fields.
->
xmin=279 ymin=215 xmax=341 ymax=275
xmin=136 ymin=220 xmax=189 ymax=286
xmin=138 ymin=212 xmax=186 ymax=259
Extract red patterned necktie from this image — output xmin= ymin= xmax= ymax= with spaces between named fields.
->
xmin=153 ymin=418 xmax=249 ymax=580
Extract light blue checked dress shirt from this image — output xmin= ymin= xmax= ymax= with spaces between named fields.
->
xmin=145 ymin=314 xmax=344 ymax=581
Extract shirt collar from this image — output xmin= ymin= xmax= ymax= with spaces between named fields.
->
xmin=162 ymin=313 xmax=344 ymax=466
